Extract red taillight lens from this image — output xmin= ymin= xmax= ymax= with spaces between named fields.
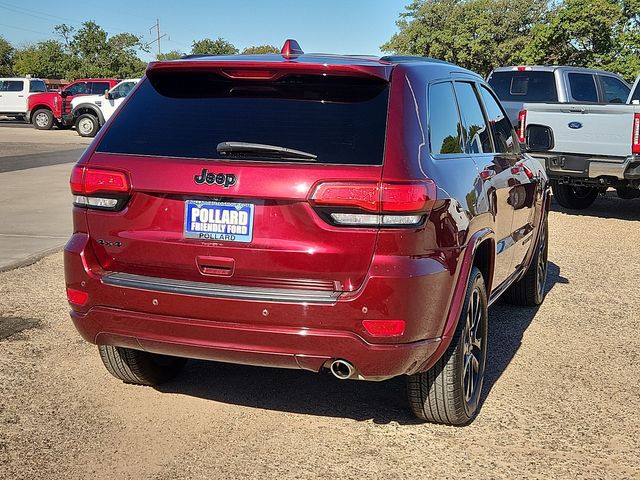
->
xmin=66 ymin=287 xmax=88 ymax=306
xmin=70 ymin=166 xmax=130 ymax=195
xmin=310 ymin=182 xmax=379 ymax=211
xmin=632 ymin=113 xmax=640 ymax=154
xmin=362 ymin=319 xmax=405 ymax=337
xmin=310 ymin=180 xmax=436 ymax=227
xmin=310 ymin=181 xmax=436 ymax=213
xmin=381 ymin=183 xmax=431 ymax=212
xmin=517 ymin=109 xmax=527 ymax=144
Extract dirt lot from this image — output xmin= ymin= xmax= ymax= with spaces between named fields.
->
xmin=0 ymin=195 xmax=639 ymax=480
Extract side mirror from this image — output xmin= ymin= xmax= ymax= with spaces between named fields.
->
xmin=525 ymin=125 xmax=554 ymax=152
xmin=60 ymin=90 xmax=69 ymax=98
xmin=105 ymin=89 xmax=113 ymax=100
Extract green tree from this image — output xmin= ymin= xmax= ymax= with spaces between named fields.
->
xmin=157 ymin=50 xmax=184 ymax=60
xmin=0 ymin=36 xmax=14 ymax=76
xmin=242 ymin=44 xmax=279 ymax=54
xmin=54 ymin=21 xmax=147 ymax=79
xmin=191 ymin=37 xmax=238 ymax=55
xmin=382 ymin=0 xmax=546 ymax=76
xmin=518 ymin=0 xmax=640 ymax=81
xmin=12 ymin=40 xmax=69 ymax=78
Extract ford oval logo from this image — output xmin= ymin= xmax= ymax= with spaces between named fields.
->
xmin=568 ymin=121 xmax=583 ymax=129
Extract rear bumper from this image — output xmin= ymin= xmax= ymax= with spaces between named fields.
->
xmin=70 ymin=307 xmax=440 ymax=380
xmin=65 ymin=233 xmax=456 ymax=380
xmin=533 ymin=153 xmax=640 ymax=181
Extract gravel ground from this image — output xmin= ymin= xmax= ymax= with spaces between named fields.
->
xmin=0 ymin=195 xmax=639 ymax=480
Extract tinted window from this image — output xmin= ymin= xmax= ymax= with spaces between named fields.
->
xmin=568 ymin=73 xmax=598 ymax=102
xmin=90 ymin=82 xmax=111 ymax=94
xmin=600 ymin=76 xmax=629 ymax=103
xmin=479 ymin=86 xmax=518 ymax=154
xmin=428 ymin=82 xmax=463 ymax=155
xmin=29 ymin=80 xmax=46 ymax=93
xmin=488 ymin=71 xmax=558 ymax=102
xmin=454 ymin=82 xmax=492 ymax=154
xmin=0 ymin=80 xmax=24 ymax=92
xmin=97 ymin=73 xmax=389 ymax=165
xmin=65 ymin=82 xmax=88 ymax=95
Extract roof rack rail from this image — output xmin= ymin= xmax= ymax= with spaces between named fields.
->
xmin=380 ymin=55 xmax=453 ymax=65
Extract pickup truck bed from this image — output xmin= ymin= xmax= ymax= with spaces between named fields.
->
xmin=523 ymin=102 xmax=640 ymax=207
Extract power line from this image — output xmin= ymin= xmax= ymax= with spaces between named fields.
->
xmin=146 ymin=19 xmax=168 ymax=56
xmin=0 ymin=1 xmax=148 ymax=39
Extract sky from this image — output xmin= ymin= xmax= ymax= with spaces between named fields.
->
xmin=0 ymin=0 xmax=409 ymax=61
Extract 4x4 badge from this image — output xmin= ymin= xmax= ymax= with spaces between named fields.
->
xmin=194 ymin=169 xmax=237 ymax=188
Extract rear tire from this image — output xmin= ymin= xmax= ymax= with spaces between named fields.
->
xmin=98 ymin=345 xmax=186 ymax=386
xmin=503 ymin=215 xmax=548 ymax=306
xmin=551 ymin=181 xmax=597 ymax=209
xmin=407 ymin=267 xmax=488 ymax=425
xmin=32 ymin=109 xmax=53 ymax=130
xmin=75 ymin=113 xmax=99 ymax=137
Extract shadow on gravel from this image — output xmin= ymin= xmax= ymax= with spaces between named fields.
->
xmin=480 ymin=261 xmax=567 ymax=409
xmin=551 ymin=193 xmax=640 ymax=221
xmin=156 ymin=262 xmax=566 ymax=425
xmin=0 ymin=317 xmax=41 ymax=340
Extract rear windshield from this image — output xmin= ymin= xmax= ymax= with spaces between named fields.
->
xmin=488 ymin=71 xmax=558 ymax=102
xmin=96 ymin=71 xmax=390 ymax=165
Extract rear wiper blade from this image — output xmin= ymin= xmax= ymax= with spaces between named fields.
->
xmin=216 ymin=142 xmax=318 ymax=161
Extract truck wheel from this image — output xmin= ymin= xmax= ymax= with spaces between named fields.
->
xmin=551 ymin=181 xmax=597 ymax=209
xmin=98 ymin=345 xmax=187 ymax=386
xmin=32 ymin=109 xmax=53 ymax=130
xmin=503 ymin=215 xmax=548 ymax=306
xmin=615 ymin=187 xmax=640 ymax=200
xmin=75 ymin=114 xmax=99 ymax=137
xmin=407 ymin=266 xmax=488 ymax=425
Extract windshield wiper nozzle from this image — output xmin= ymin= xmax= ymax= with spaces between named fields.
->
xmin=216 ymin=142 xmax=318 ymax=161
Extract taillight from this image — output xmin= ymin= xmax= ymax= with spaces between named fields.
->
xmin=517 ymin=109 xmax=527 ymax=144
xmin=70 ymin=166 xmax=131 ymax=210
xmin=632 ymin=113 xmax=640 ymax=154
xmin=309 ymin=180 xmax=436 ymax=227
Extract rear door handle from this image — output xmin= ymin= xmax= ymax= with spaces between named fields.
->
xmin=196 ymin=255 xmax=235 ymax=277
xmin=17 ymin=94 xmax=24 ymax=97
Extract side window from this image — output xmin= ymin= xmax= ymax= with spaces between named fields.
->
xmin=65 ymin=82 xmax=88 ymax=96
xmin=568 ymin=73 xmax=598 ymax=102
xmin=90 ymin=82 xmax=111 ymax=94
xmin=479 ymin=86 xmax=518 ymax=154
xmin=29 ymin=80 xmax=47 ymax=93
xmin=0 ymin=80 xmax=25 ymax=92
xmin=600 ymin=76 xmax=630 ymax=104
xmin=428 ymin=82 xmax=464 ymax=155
xmin=110 ymin=82 xmax=135 ymax=99
xmin=453 ymin=82 xmax=492 ymax=154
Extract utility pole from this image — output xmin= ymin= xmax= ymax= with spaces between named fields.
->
xmin=148 ymin=19 xmax=168 ymax=57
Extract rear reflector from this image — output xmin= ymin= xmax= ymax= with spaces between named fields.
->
xmin=517 ymin=109 xmax=527 ymax=144
xmin=362 ymin=319 xmax=405 ymax=337
xmin=633 ymin=113 xmax=640 ymax=154
xmin=66 ymin=287 xmax=88 ymax=306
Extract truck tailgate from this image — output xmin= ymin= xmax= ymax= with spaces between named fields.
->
xmin=524 ymin=103 xmax=639 ymax=157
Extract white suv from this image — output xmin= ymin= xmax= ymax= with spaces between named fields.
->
xmin=0 ymin=78 xmax=47 ymax=119
xmin=71 ymin=79 xmax=140 ymax=137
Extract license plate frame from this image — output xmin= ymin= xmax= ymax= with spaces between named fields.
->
xmin=184 ymin=200 xmax=254 ymax=243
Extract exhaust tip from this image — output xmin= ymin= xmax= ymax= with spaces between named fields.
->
xmin=330 ymin=359 xmax=355 ymax=380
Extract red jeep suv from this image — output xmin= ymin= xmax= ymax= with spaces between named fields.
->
xmin=64 ymin=40 xmax=549 ymax=425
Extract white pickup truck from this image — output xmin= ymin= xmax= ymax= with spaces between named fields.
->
xmin=521 ymin=99 xmax=640 ymax=209
xmin=70 ymin=79 xmax=140 ymax=137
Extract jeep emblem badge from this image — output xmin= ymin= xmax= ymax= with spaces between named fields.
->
xmin=194 ymin=169 xmax=237 ymax=188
